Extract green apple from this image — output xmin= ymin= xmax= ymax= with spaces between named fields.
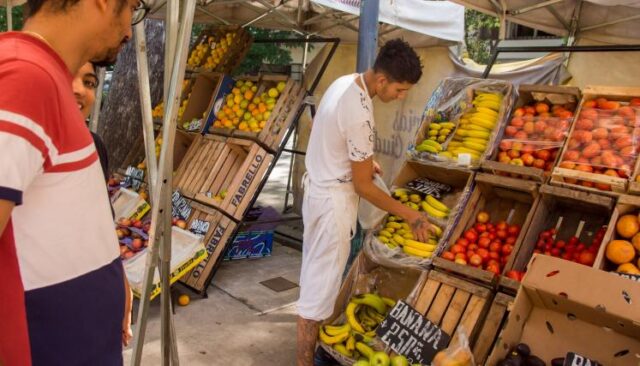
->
xmin=354 ymin=360 xmax=370 ymax=366
xmin=390 ymin=355 xmax=409 ymax=366
xmin=370 ymin=352 xmax=390 ymax=366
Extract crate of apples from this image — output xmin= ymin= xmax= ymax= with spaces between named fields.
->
xmin=555 ymin=96 xmax=640 ymax=192
xmin=440 ymin=211 xmax=521 ymax=277
xmin=116 ymin=217 xmax=151 ymax=260
xmin=495 ymin=101 xmax=574 ymax=174
xmin=532 ymin=225 xmax=605 ymax=267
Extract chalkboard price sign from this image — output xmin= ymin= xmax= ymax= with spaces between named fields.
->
xmin=123 ymin=166 xmax=145 ymax=191
xmin=376 ymin=300 xmax=450 ymax=365
xmin=405 ymin=178 xmax=452 ymax=199
xmin=171 ymin=190 xmax=192 ymax=220
xmin=563 ymin=352 xmax=602 ymax=366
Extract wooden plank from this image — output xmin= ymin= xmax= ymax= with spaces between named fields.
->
xmin=539 ymin=184 xmax=615 ymax=209
xmin=476 ymin=173 xmax=539 ymax=194
xmin=451 ymin=295 xmax=488 ymax=346
xmin=429 ymin=270 xmax=491 ymax=298
xmin=414 ymin=278 xmax=441 ymax=314
xmin=432 ymin=257 xmax=497 ymax=286
xmin=473 ymin=293 xmax=513 ymax=364
xmin=183 ymin=139 xmax=215 ymax=196
xmin=481 ymin=160 xmax=547 ymax=183
xmin=425 ymin=283 xmax=456 ymax=325
xmin=439 ymin=289 xmax=472 ymax=335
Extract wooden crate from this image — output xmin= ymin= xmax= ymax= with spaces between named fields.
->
xmin=413 ymin=270 xmax=493 ymax=350
xmin=594 ymin=194 xmax=640 ymax=274
xmin=551 ymin=85 xmax=640 ymax=196
xmin=472 ymin=292 xmax=513 ymax=365
xmin=411 ymin=78 xmax=513 ymax=169
xmin=482 ymin=85 xmax=581 ymax=183
xmin=179 ymin=201 xmax=238 ymax=294
xmin=433 ymin=173 xmax=539 ymax=287
xmin=234 ymin=74 xmax=306 ymax=152
xmin=179 ymin=72 xmax=223 ymax=131
xmin=503 ymin=184 xmax=615 ymax=294
xmin=194 ymin=138 xmax=274 ymax=220
xmin=173 ymin=134 xmax=227 ymax=198
xmin=186 ymin=25 xmax=252 ymax=74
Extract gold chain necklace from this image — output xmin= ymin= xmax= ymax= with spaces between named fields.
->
xmin=22 ymin=30 xmax=53 ymax=49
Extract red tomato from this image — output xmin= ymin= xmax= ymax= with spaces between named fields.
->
xmin=488 ymin=251 xmax=500 ymax=261
xmin=578 ymin=251 xmax=595 ymax=266
xmin=506 ymin=270 xmax=522 ymax=281
xmin=496 ymin=221 xmax=508 ymax=231
xmin=489 ymin=242 xmax=501 ymax=253
xmin=466 ymin=251 xmax=476 ymax=260
xmin=464 ymin=230 xmax=478 ymax=243
xmin=486 ymin=264 xmax=501 ymax=275
xmin=479 ymin=231 xmax=490 ymax=238
xmin=451 ymin=244 xmax=465 ymax=254
xmin=477 ymin=248 xmax=490 ymax=263
xmin=455 ymin=252 xmax=467 ymax=261
xmin=486 ymin=223 xmax=496 ymax=232
xmin=554 ymin=240 xmax=566 ymax=249
xmin=501 ymin=244 xmax=514 ymax=256
xmin=474 ymin=223 xmax=487 ymax=233
xmin=496 ymin=230 xmax=508 ymax=240
xmin=454 ymin=258 xmax=467 ymax=266
xmin=551 ymin=248 xmax=561 ymax=257
xmin=507 ymin=225 xmax=520 ymax=237
xmin=487 ymin=259 xmax=500 ymax=268
xmin=469 ymin=254 xmax=483 ymax=267
xmin=456 ymin=238 xmax=469 ymax=247
xmin=488 ymin=232 xmax=497 ymax=241
xmin=505 ymin=236 xmax=517 ymax=246
xmin=468 ymin=244 xmax=479 ymax=252
xmin=441 ymin=251 xmax=455 ymax=261
xmin=478 ymin=237 xmax=491 ymax=248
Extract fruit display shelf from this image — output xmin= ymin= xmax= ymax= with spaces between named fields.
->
xmin=595 ymin=194 xmax=640 ymax=277
xmin=482 ymin=85 xmax=581 ymax=183
xmin=551 ymin=85 xmax=640 ymax=196
xmin=206 ymin=74 xmax=306 ymax=153
xmin=410 ymin=77 xmax=514 ymax=169
xmin=412 ymin=270 xmax=493 ymax=354
xmin=434 ymin=173 xmax=540 ymax=288
xmin=503 ymin=184 xmax=615 ymax=294
xmin=370 ymin=162 xmax=475 ymax=268
xmin=179 ymin=201 xmax=238 ymax=294
xmin=176 ymin=136 xmax=272 ymax=221
xmin=471 ymin=292 xmax=513 ymax=365
xmin=186 ymin=25 xmax=252 ymax=75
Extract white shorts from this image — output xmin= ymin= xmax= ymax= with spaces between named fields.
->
xmin=297 ymin=178 xmax=358 ymax=321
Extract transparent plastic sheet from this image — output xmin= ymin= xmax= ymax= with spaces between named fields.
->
xmin=495 ymin=89 xmax=578 ymax=174
xmin=408 ymin=77 xmax=515 ymax=169
xmin=431 ymin=327 xmax=475 ymax=366
xmin=319 ymin=250 xmax=426 ymax=365
xmin=366 ymin=180 xmax=475 ymax=270
xmin=558 ymin=97 xmax=640 ymax=190
xmin=358 ymin=174 xmax=391 ymax=230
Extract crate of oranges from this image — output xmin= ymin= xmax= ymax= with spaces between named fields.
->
xmin=186 ymin=25 xmax=252 ymax=74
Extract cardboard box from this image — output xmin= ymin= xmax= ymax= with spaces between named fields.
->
xmin=595 ymin=194 xmax=640 ymax=274
xmin=487 ymin=254 xmax=640 ymax=365
xmin=180 ymin=72 xmax=223 ymax=131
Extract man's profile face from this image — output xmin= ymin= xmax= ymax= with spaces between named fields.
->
xmin=375 ymin=74 xmax=413 ymax=103
xmin=91 ymin=0 xmax=140 ymax=66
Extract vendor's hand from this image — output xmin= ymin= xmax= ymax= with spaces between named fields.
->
xmin=373 ymin=160 xmax=384 ymax=177
xmin=406 ymin=211 xmax=434 ymax=243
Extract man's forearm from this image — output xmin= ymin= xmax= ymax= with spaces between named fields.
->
xmin=355 ymin=183 xmax=415 ymax=221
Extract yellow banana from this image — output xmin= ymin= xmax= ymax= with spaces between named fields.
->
xmin=463 ymin=137 xmax=489 ymax=145
xmin=467 ymin=123 xmax=491 ymax=132
xmin=431 ymin=224 xmax=443 ymax=237
xmin=402 ymin=233 xmax=414 ymax=240
xmin=353 ymin=331 xmax=375 ymax=344
xmin=416 ymin=144 xmax=439 ymax=154
xmin=429 ymin=123 xmax=442 ymax=130
xmin=346 ymin=334 xmax=356 ymax=352
xmin=439 ymin=151 xmax=454 ymax=159
xmin=385 ymin=222 xmax=402 ymax=230
xmin=419 ymin=139 xmax=443 ymax=151
xmin=399 ymin=195 xmax=409 ymax=203
xmin=405 ymin=202 xmax=419 ymax=211
xmin=395 ymin=229 xmax=407 ymax=236
xmin=379 ymin=230 xmax=392 ymax=238
xmin=366 ymin=306 xmax=386 ymax=323
xmin=437 ymin=135 xmax=447 ymax=143
xmin=358 ymin=311 xmax=377 ymax=329
xmin=428 ymin=136 xmax=438 ymax=141
xmin=409 ymin=194 xmax=422 ymax=203
xmin=404 ymin=239 xmax=437 ymax=252
xmin=355 ymin=342 xmax=375 ymax=359
xmin=439 ymin=122 xmax=455 ymax=129
xmin=400 ymin=222 xmax=410 ymax=230
xmin=439 ymin=128 xmax=451 ymax=136
xmin=392 ymin=234 xmax=406 ymax=246
xmin=457 ymin=146 xmax=485 ymax=156
xmin=346 ymin=302 xmax=365 ymax=333
xmin=463 ymin=141 xmax=487 ymax=153
xmin=420 ymin=201 xmax=448 ymax=219
xmin=448 ymin=141 xmax=463 ymax=148
xmin=428 ymin=129 xmax=438 ymax=137
xmin=466 ymin=129 xmax=491 ymax=139
xmin=381 ymin=297 xmax=396 ymax=309
xmin=470 ymin=117 xmax=496 ymax=130
xmin=426 ymin=195 xmax=449 ymax=213
xmin=403 ymin=245 xmax=434 ymax=258
xmin=333 ymin=343 xmax=352 ymax=357
xmin=351 ymin=293 xmax=387 ymax=314
xmin=319 ymin=326 xmax=350 ymax=345
xmin=386 ymin=242 xmax=398 ymax=250
xmin=387 ymin=215 xmax=399 ymax=222
xmin=476 ymin=106 xmax=498 ymax=117
xmin=475 ymin=100 xmax=501 ymax=111
xmin=324 ymin=323 xmax=351 ymax=336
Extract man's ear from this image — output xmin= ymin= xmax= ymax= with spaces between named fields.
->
xmin=93 ymin=0 xmax=110 ymax=13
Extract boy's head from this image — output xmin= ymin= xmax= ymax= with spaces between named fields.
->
xmin=371 ymin=38 xmax=422 ymax=102
xmin=27 ymin=0 xmax=147 ymax=66
xmin=72 ymin=62 xmax=99 ymax=119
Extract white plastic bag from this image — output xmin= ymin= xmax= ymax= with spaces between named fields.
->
xmin=358 ymin=174 xmax=390 ymax=229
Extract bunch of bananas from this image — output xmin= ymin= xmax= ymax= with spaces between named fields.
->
xmin=416 ymin=121 xmax=456 ymax=153
xmin=393 ymin=188 xmax=451 ymax=220
xmin=439 ymin=92 xmax=503 ymax=162
xmin=377 ymin=214 xmax=443 ymax=258
xmin=318 ymin=294 xmax=395 ymax=360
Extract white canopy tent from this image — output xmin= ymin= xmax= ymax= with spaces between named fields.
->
xmin=450 ymin=0 xmax=640 ymax=45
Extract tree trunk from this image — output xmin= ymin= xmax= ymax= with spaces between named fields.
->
xmin=98 ymin=19 xmax=165 ymax=174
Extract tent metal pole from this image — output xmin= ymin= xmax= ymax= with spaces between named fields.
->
xmin=567 ymin=0 xmax=583 ymax=47
xmin=88 ymin=67 xmax=106 ymax=133
xmin=196 ymin=6 xmax=230 ymax=25
xmin=507 ymin=0 xmax=563 ymax=16
xmin=356 ymin=0 xmax=379 ymax=72
xmin=6 ymin=0 xmax=12 ymax=31
xmin=581 ymin=14 xmax=640 ymax=31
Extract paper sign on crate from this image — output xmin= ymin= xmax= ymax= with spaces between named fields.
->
xmin=171 ymin=190 xmax=192 ymax=221
xmin=111 ymin=188 xmax=150 ymax=221
xmin=376 ymin=300 xmax=450 ymax=365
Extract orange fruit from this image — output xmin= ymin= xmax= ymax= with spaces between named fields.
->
xmin=631 ymin=233 xmax=640 ymax=252
xmin=606 ymin=240 xmax=636 ymax=265
xmin=178 ymin=294 xmax=190 ymax=306
xmin=616 ymin=215 xmax=640 ymax=238
xmin=618 ymin=263 xmax=640 ymax=275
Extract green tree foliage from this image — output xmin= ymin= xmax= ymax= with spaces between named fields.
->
xmin=234 ymin=27 xmax=303 ymax=75
xmin=0 ymin=5 xmax=25 ymax=31
xmin=464 ymin=8 xmax=500 ymax=64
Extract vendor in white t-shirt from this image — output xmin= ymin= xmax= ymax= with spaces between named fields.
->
xmin=297 ymin=39 xmax=432 ymax=366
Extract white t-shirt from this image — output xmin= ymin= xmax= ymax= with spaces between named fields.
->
xmin=305 ymin=73 xmax=375 ymax=188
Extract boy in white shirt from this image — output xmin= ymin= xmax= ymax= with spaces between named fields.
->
xmin=297 ymin=39 xmax=431 ymax=365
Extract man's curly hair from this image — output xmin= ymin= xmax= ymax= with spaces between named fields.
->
xmin=373 ymin=38 xmax=423 ymax=84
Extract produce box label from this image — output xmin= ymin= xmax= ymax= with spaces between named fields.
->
xmin=123 ymin=166 xmax=145 ymax=191
xmin=171 ymin=190 xmax=192 ymax=220
xmin=202 ymin=74 xmax=235 ymax=132
xmin=376 ymin=300 xmax=450 ymax=365
xmin=612 ymin=271 xmax=640 ymax=283
xmin=563 ymin=352 xmax=602 ymax=366
xmin=189 ymin=219 xmax=210 ymax=237
xmin=406 ymin=178 xmax=452 ymax=199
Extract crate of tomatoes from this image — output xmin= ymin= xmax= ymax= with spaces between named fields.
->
xmin=552 ymin=86 xmax=640 ymax=195
xmin=482 ymin=85 xmax=580 ymax=182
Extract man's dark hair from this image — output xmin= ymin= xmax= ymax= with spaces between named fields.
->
xmin=27 ymin=0 xmax=128 ymax=17
xmin=373 ymin=38 xmax=422 ymax=84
